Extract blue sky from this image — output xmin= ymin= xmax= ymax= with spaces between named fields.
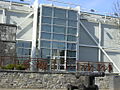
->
xmin=10 ymin=0 xmax=117 ymax=15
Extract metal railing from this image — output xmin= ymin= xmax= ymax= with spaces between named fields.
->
xmin=0 ymin=56 xmax=49 ymax=71
xmin=0 ymin=56 xmax=113 ymax=73
xmin=77 ymin=61 xmax=113 ymax=73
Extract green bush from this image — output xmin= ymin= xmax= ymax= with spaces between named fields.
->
xmin=5 ymin=64 xmax=15 ymax=70
xmin=15 ymin=64 xmax=26 ymax=70
xmin=0 ymin=64 xmax=26 ymax=70
xmin=0 ymin=66 xmax=6 ymax=69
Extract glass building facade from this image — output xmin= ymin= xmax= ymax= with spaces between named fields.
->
xmin=16 ymin=40 xmax=32 ymax=57
xmin=38 ymin=5 xmax=78 ymax=71
xmin=16 ymin=5 xmax=79 ymax=71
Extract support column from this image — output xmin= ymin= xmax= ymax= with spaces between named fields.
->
xmin=30 ymin=0 xmax=39 ymax=71
xmin=98 ymin=22 xmax=102 ymax=62
xmin=76 ymin=6 xmax=80 ymax=71
xmin=2 ymin=9 xmax=6 ymax=23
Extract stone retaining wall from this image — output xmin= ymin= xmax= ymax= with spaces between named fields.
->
xmin=96 ymin=74 xmax=120 ymax=90
xmin=0 ymin=70 xmax=119 ymax=90
xmin=0 ymin=70 xmax=76 ymax=89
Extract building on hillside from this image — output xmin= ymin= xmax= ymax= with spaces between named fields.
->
xmin=0 ymin=0 xmax=120 ymax=72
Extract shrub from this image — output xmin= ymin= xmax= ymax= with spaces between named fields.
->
xmin=5 ymin=64 xmax=15 ymax=70
xmin=0 ymin=66 xmax=6 ymax=69
xmin=15 ymin=64 xmax=26 ymax=70
xmin=0 ymin=64 xmax=26 ymax=70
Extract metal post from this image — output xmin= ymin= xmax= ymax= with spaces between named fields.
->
xmin=76 ymin=6 xmax=80 ymax=71
xmin=57 ymin=49 xmax=60 ymax=71
xmin=98 ymin=22 xmax=101 ymax=62
xmin=30 ymin=0 xmax=39 ymax=71
xmin=2 ymin=9 xmax=6 ymax=23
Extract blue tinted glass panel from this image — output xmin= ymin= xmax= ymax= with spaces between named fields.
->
xmin=39 ymin=48 xmax=50 ymax=58
xmin=40 ymin=40 xmax=50 ymax=48
xmin=53 ymin=18 xmax=66 ymax=26
xmin=24 ymin=41 xmax=31 ymax=48
xmin=67 ymin=35 xmax=76 ymax=41
xmin=68 ymin=28 xmax=77 ymax=35
xmin=66 ymin=58 xmax=76 ymax=64
xmin=67 ymin=66 xmax=76 ymax=71
xmin=16 ymin=41 xmax=23 ymax=47
xmin=53 ymin=26 xmax=66 ymax=34
xmin=54 ymin=8 xmax=66 ymax=18
xmin=68 ymin=10 xmax=77 ymax=20
xmin=68 ymin=20 xmax=77 ymax=27
xmin=52 ymin=41 xmax=65 ymax=49
xmin=67 ymin=43 xmax=76 ymax=50
xmin=16 ymin=48 xmax=23 ymax=55
xmin=41 ymin=32 xmax=51 ymax=39
xmin=52 ymin=49 xmax=65 ymax=56
xmin=41 ymin=25 xmax=51 ymax=32
xmin=42 ymin=6 xmax=52 ymax=17
xmin=67 ymin=51 xmax=76 ymax=57
xmin=53 ymin=34 xmax=65 ymax=41
xmin=23 ymin=49 xmax=30 ymax=55
xmin=42 ymin=17 xmax=51 ymax=24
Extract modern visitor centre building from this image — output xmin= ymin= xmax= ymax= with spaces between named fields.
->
xmin=0 ymin=0 xmax=120 ymax=73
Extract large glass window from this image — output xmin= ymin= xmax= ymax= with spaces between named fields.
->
xmin=40 ymin=40 xmax=51 ymax=48
xmin=16 ymin=41 xmax=31 ymax=48
xmin=16 ymin=41 xmax=32 ymax=56
xmin=39 ymin=48 xmax=50 ymax=58
xmin=67 ymin=50 xmax=76 ymax=57
xmin=16 ymin=48 xmax=23 ymax=55
xmin=54 ymin=8 xmax=66 ymax=18
xmin=52 ymin=41 xmax=65 ymax=49
xmin=68 ymin=20 xmax=77 ymax=27
xmin=66 ymin=58 xmax=76 ymax=64
xmin=16 ymin=41 xmax=23 ymax=47
xmin=42 ymin=6 xmax=52 ymax=17
xmin=24 ymin=41 xmax=31 ymax=48
xmin=67 ymin=28 xmax=77 ymax=35
xmin=67 ymin=35 xmax=76 ymax=42
xmin=53 ymin=34 xmax=65 ymax=41
xmin=53 ymin=26 xmax=66 ymax=34
xmin=41 ymin=25 xmax=51 ymax=32
xmin=67 ymin=43 xmax=76 ymax=50
xmin=41 ymin=32 xmax=51 ymax=40
xmin=68 ymin=10 xmax=77 ymax=20
xmin=53 ymin=18 xmax=66 ymax=26
xmin=42 ymin=17 xmax=51 ymax=24
xmin=23 ymin=49 xmax=31 ymax=55
xmin=52 ymin=49 xmax=65 ymax=56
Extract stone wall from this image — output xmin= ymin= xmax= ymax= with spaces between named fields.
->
xmin=96 ymin=74 xmax=120 ymax=90
xmin=0 ymin=70 xmax=119 ymax=90
xmin=0 ymin=70 xmax=76 ymax=89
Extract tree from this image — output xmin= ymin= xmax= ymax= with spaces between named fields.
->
xmin=114 ymin=0 xmax=120 ymax=17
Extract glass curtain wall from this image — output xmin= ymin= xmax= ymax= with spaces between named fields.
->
xmin=16 ymin=40 xmax=32 ymax=61
xmin=39 ymin=5 xmax=78 ymax=71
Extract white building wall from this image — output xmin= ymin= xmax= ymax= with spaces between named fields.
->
xmin=79 ymin=12 xmax=120 ymax=72
xmin=0 ymin=1 xmax=33 ymax=41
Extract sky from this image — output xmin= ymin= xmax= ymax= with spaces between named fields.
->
xmin=9 ymin=0 xmax=117 ymax=15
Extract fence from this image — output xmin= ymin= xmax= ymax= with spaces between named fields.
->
xmin=0 ymin=56 xmax=113 ymax=72
xmin=77 ymin=61 xmax=113 ymax=73
xmin=0 ymin=56 xmax=49 ymax=71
